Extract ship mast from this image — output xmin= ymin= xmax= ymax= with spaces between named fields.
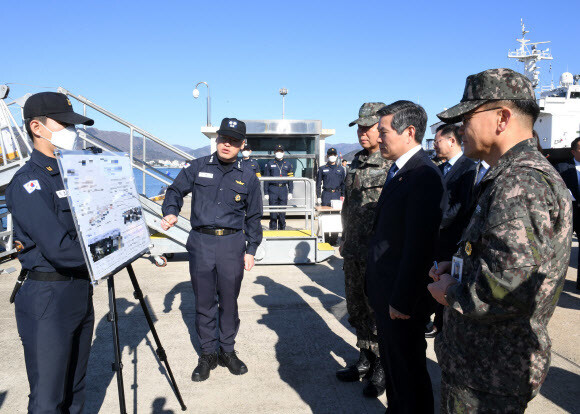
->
xmin=507 ymin=19 xmax=553 ymax=90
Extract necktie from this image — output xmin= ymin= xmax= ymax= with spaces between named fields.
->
xmin=440 ymin=162 xmax=451 ymax=176
xmin=386 ymin=164 xmax=399 ymax=184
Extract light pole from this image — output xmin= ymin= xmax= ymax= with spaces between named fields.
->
xmin=193 ymin=81 xmax=211 ymax=126
xmin=279 ymin=88 xmax=288 ymax=119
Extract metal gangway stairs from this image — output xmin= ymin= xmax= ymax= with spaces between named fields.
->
xmin=0 ymin=85 xmax=33 ymax=259
xmin=57 ymin=88 xmax=194 ymax=267
xmin=3 ymin=86 xmax=334 ymax=266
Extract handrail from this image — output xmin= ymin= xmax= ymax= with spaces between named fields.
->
xmin=48 ymin=89 xmax=186 ymax=199
xmin=0 ymin=99 xmax=31 ymax=172
xmin=76 ymin=129 xmax=174 ymax=191
xmin=259 ymin=176 xmax=316 ymax=237
xmin=58 ymin=88 xmax=193 ymax=160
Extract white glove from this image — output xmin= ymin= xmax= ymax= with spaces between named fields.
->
xmin=317 ymin=198 xmax=322 ymax=204
xmin=265 ymin=194 xmax=269 ymax=200
xmin=288 ymin=193 xmax=293 ymax=200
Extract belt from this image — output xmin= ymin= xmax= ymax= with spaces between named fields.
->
xmin=28 ymin=270 xmax=90 ymax=282
xmin=274 ymin=183 xmax=286 ymax=187
xmin=195 ymin=227 xmax=240 ymax=236
xmin=323 ymin=188 xmax=340 ymax=192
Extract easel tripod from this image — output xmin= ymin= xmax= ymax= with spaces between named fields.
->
xmin=106 ymin=263 xmax=187 ymax=413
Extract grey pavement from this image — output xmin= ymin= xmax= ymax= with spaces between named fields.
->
xmin=0 ymin=236 xmax=578 ymax=413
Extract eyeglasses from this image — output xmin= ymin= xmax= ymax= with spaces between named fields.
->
xmin=434 ymin=138 xmax=450 ymax=145
xmin=462 ymin=107 xmax=503 ymax=123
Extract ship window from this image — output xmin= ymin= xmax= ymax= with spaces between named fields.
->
xmin=570 ymin=92 xmax=580 ymax=99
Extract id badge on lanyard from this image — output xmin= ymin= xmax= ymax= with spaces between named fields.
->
xmin=451 ymin=256 xmax=464 ymax=282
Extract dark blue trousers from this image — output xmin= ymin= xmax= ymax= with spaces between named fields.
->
xmin=15 ymin=278 xmax=94 ymax=414
xmin=321 ymin=190 xmax=341 ymax=207
xmin=186 ymin=230 xmax=245 ymax=354
xmin=375 ymin=311 xmax=433 ymax=414
xmin=268 ymin=186 xmax=288 ymax=230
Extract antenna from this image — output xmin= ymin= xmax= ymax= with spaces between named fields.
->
xmin=507 ymin=19 xmax=552 ymax=90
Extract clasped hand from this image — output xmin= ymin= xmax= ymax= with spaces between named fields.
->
xmin=427 ymin=261 xmax=457 ymax=306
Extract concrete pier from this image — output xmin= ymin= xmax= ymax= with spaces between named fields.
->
xmin=0 ymin=233 xmax=578 ymax=413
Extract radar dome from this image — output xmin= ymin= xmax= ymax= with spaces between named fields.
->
xmin=560 ymin=72 xmax=573 ymax=87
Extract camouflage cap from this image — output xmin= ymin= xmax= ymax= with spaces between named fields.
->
xmin=349 ymin=102 xmax=386 ymax=127
xmin=437 ymin=68 xmax=535 ymax=123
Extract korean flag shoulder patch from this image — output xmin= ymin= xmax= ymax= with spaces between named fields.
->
xmin=23 ymin=180 xmax=41 ymax=194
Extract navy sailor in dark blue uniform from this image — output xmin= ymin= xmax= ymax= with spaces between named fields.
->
xmin=316 ymin=147 xmax=346 ymax=206
xmin=6 ymin=92 xmax=95 ymax=413
xmin=264 ymin=144 xmax=294 ymax=230
xmin=161 ymin=118 xmax=263 ymax=381
xmin=240 ymin=142 xmax=261 ymax=177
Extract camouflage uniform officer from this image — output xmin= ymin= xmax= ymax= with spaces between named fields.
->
xmin=428 ymin=68 xmax=573 ymax=413
xmin=336 ymin=102 xmax=392 ymax=398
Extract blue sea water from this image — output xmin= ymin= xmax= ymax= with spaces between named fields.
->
xmin=133 ymin=167 xmax=182 ymax=198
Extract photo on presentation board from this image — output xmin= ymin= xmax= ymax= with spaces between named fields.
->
xmin=56 ymin=150 xmax=151 ymax=284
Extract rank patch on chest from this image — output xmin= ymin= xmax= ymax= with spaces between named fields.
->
xmin=235 ymin=194 xmax=241 ymax=202
xmin=235 ymin=180 xmax=245 ymax=186
xmin=23 ymin=180 xmax=41 ymax=194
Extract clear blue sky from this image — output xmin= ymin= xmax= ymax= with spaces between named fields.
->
xmin=5 ymin=0 xmax=579 ymax=149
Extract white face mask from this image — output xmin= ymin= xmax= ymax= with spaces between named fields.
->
xmin=39 ymin=123 xmax=78 ymax=151
xmin=275 ymin=152 xmax=284 ymax=160
xmin=328 ymin=155 xmax=337 ymax=163
xmin=242 ymin=150 xmax=251 ymax=158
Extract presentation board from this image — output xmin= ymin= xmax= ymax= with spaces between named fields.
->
xmin=56 ymin=150 xmax=151 ymax=283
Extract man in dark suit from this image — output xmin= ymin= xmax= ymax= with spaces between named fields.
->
xmin=427 ymin=124 xmax=477 ymax=337
xmin=366 ymin=100 xmax=445 ymax=413
xmin=556 ymin=136 xmax=580 ymax=290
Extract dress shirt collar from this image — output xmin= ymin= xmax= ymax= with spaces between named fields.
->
xmin=447 ymin=151 xmax=463 ymax=167
xmin=574 ymin=158 xmax=580 ymax=168
xmin=394 ymin=144 xmax=422 ymax=171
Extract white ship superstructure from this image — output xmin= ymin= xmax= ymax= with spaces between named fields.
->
xmin=508 ymin=20 xmax=580 ymax=157
xmin=536 ymin=73 xmax=580 ymax=150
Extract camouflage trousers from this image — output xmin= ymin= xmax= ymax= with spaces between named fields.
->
xmin=440 ymin=373 xmax=529 ymax=414
xmin=343 ymin=257 xmax=379 ymax=356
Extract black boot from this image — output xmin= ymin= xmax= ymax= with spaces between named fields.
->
xmin=336 ymin=349 xmax=373 ymax=382
xmin=192 ymin=352 xmax=218 ymax=382
xmin=363 ymin=358 xmax=386 ymax=398
xmin=218 ymin=348 xmax=248 ymax=375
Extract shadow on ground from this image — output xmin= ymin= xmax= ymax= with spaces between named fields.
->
xmin=151 ymin=397 xmax=175 ymax=414
xmin=297 ymin=255 xmax=345 ymax=299
xmin=85 ymin=297 xmax=175 ymax=414
xmin=253 ymin=275 xmax=385 ymax=413
xmin=539 ymin=366 xmax=580 ymax=413
xmin=163 ymin=281 xmax=200 ymax=354
xmin=557 ymin=279 xmax=580 ymax=311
